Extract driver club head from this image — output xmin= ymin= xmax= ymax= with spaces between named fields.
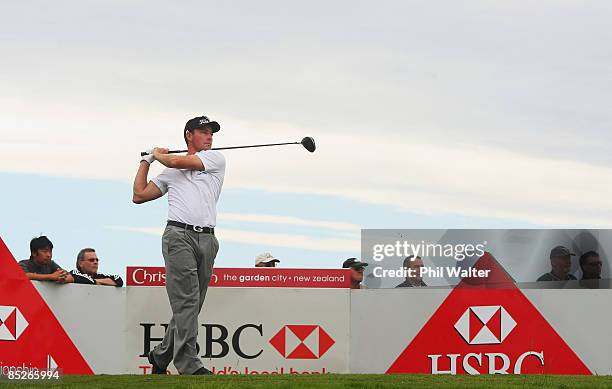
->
xmin=301 ymin=137 xmax=316 ymax=153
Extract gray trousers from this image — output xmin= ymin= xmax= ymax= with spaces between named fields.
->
xmin=151 ymin=225 xmax=219 ymax=374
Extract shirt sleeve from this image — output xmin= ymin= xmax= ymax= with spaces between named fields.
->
xmin=113 ymin=275 xmax=124 ymax=287
xmin=196 ymin=150 xmax=226 ymax=173
xmin=97 ymin=273 xmax=124 ymax=287
xmin=49 ymin=261 xmax=61 ymax=272
xmin=70 ymin=270 xmax=96 ymax=285
xmin=18 ymin=260 xmax=30 ymax=273
xmin=151 ymin=168 xmax=172 ymax=195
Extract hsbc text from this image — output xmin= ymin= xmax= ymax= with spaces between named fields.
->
xmin=428 ymin=351 xmax=545 ymax=374
xmin=141 ymin=323 xmax=263 ymax=359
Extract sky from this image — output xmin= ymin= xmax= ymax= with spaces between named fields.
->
xmin=1 ymin=1 xmax=611 ymax=278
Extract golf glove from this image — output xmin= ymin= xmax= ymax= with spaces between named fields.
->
xmin=141 ymin=149 xmax=155 ymax=164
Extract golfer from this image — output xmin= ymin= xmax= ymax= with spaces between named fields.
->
xmin=132 ymin=115 xmax=225 ymax=375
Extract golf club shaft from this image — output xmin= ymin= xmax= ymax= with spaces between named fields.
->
xmin=141 ymin=141 xmax=300 ymax=156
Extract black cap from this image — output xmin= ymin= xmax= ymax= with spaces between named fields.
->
xmin=550 ymin=245 xmax=575 ymax=259
xmin=342 ymin=258 xmax=369 ymax=269
xmin=185 ymin=116 xmax=220 ymax=134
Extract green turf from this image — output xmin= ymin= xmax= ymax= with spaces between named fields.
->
xmin=2 ymin=374 xmax=612 ymax=389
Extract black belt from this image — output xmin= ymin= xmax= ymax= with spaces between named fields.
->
xmin=167 ymin=221 xmax=215 ymax=234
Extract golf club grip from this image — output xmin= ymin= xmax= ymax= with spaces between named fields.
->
xmin=140 ymin=142 xmax=300 ymax=156
xmin=140 ymin=150 xmax=186 ymax=156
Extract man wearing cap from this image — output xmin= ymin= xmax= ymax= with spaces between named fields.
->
xmin=255 ymin=252 xmax=280 ymax=267
xmin=343 ymin=258 xmax=368 ymax=289
xmin=132 ymin=115 xmax=225 ymax=375
xmin=537 ymin=245 xmax=578 ymax=281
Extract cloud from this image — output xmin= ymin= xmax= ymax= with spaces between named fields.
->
xmin=218 ymin=213 xmax=360 ymax=231
xmin=5 ymin=123 xmax=612 ymax=228
xmin=2 ymin=1 xmax=612 ymax=228
xmin=104 ymin=225 xmax=360 ymax=253
xmin=217 ymin=130 xmax=612 ymax=227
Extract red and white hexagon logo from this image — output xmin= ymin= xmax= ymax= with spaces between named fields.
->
xmin=0 ymin=306 xmax=29 ymax=341
xmin=269 ymin=325 xmax=335 ymax=359
xmin=454 ymin=305 xmax=517 ymax=345
xmin=387 ymin=253 xmax=592 ymax=375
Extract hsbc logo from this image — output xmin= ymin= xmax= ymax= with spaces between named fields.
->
xmin=427 ymin=304 xmax=544 ymax=374
xmin=454 ymin=305 xmax=517 ymax=345
xmin=269 ymin=325 xmax=335 ymax=359
xmin=141 ymin=323 xmax=335 ymax=361
xmin=388 ymin=253 xmax=591 ymax=375
xmin=0 ymin=306 xmax=29 ymax=341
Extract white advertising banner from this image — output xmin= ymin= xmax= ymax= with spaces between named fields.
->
xmin=32 ymin=282 xmax=127 ymax=374
xmin=350 ymin=287 xmax=612 ymax=375
xmin=4 ymin=236 xmax=609 ymax=377
xmin=522 ymin=289 xmax=612 ymax=375
xmin=24 ymin=283 xmax=612 ymax=376
xmin=125 ymin=287 xmax=350 ymax=375
xmin=349 ymin=288 xmax=449 ymax=374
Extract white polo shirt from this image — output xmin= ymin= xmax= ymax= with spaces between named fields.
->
xmin=151 ymin=150 xmax=225 ymax=227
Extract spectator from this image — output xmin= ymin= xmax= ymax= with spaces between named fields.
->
xmin=18 ymin=236 xmax=74 ymax=284
xmin=342 ymin=258 xmax=368 ymax=289
xmin=537 ymin=245 xmax=577 ymax=281
xmin=70 ymin=248 xmax=123 ymax=286
xmin=396 ymin=255 xmax=427 ymax=287
xmin=579 ymin=250 xmax=602 ymax=280
xmin=255 ymin=252 xmax=280 ymax=268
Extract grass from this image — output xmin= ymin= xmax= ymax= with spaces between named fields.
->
xmin=2 ymin=374 xmax=612 ymax=389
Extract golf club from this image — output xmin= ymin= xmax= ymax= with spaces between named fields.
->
xmin=141 ymin=136 xmax=316 ymax=156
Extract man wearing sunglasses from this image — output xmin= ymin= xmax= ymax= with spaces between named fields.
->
xmin=395 ymin=255 xmax=427 ymax=288
xmin=70 ymin=248 xmax=123 ymax=286
xmin=343 ymin=258 xmax=368 ymax=289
